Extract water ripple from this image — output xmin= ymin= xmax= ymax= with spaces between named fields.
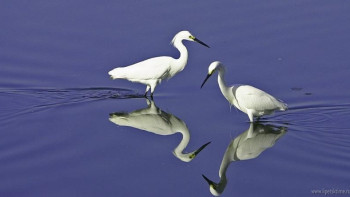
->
xmin=272 ymin=103 xmax=350 ymax=129
xmin=0 ymin=87 xmax=142 ymax=122
xmin=263 ymin=101 xmax=350 ymax=148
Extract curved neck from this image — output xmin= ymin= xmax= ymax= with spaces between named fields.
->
xmin=217 ymin=68 xmax=231 ymax=101
xmin=173 ymin=129 xmax=190 ymax=156
xmin=172 ymin=39 xmax=188 ymax=71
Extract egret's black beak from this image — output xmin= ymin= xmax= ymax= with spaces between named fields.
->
xmin=109 ymin=112 xmax=127 ymax=118
xmin=194 ymin=37 xmax=210 ymax=48
xmin=201 ymin=73 xmax=212 ymax=88
xmin=202 ymin=174 xmax=216 ymax=186
xmin=191 ymin=142 xmax=211 ymax=158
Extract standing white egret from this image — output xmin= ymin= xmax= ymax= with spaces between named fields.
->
xmin=109 ymin=99 xmax=210 ymax=162
xmin=202 ymin=123 xmax=286 ymax=196
xmin=108 ymin=30 xmax=209 ymax=98
xmin=201 ymin=61 xmax=288 ymax=122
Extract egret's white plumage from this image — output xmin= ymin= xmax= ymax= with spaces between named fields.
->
xmin=201 ymin=61 xmax=287 ymax=122
xmin=108 ymin=30 xmax=209 ymax=97
xmin=202 ymin=123 xmax=286 ymax=196
xmin=109 ymin=99 xmax=210 ymax=162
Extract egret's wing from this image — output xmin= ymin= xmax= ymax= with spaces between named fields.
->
xmin=109 ymin=111 xmax=175 ymax=135
xmin=236 ymin=124 xmax=286 ymax=160
xmin=235 ymin=85 xmax=280 ymax=111
xmin=113 ymin=56 xmax=173 ymax=80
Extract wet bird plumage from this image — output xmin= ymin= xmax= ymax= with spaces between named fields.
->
xmin=108 ymin=30 xmax=209 ymax=98
xmin=201 ymin=61 xmax=287 ymax=122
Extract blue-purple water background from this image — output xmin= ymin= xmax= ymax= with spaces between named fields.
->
xmin=1 ymin=0 xmax=350 ymax=196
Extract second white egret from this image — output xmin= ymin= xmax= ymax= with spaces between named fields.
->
xmin=202 ymin=123 xmax=286 ymax=196
xmin=201 ymin=61 xmax=288 ymax=122
xmin=108 ymin=30 xmax=209 ymax=98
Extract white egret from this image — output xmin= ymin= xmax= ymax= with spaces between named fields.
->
xmin=109 ymin=99 xmax=210 ymax=162
xmin=201 ymin=61 xmax=288 ymax=122
xmin=108 ymin=30 xmax=209 ymax=98
xmin=202 ymin=123 xmax=286 ymax=196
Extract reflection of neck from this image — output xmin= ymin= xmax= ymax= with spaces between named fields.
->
xmin=207 ymin=123 xmax=287 ymax=196
xmin=218 ymin=141 xmax=233 ymax=181
xmin=214 ymin=134 xmax=239 ymax=195
xmin=173 ymin=128 xmax=190 ymax=157
xmin=215 ymin=175 xmax=227 ymax=195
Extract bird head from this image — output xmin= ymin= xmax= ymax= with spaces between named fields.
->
xmin=202 ymin=174 xmax=227 ymax=196
xmin=173 ymin=141 xmax=211 ymax=162
xmin=171 ymin=30 xmax=210 ymax=48
xmin=201 ymin=61 xmax=223 ymax=88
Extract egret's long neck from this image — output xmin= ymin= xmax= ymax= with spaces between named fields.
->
xmin=173 ymin=129 xmax=190 ymax=156
xmin=211 ymin=170 xmax=227 ymax=195
xmin=219 ymin=139 xmax=236 ymax=179
xmin=217 ymin=68 xmax=232 ymax=101
xmin=219 ymin=158 xmax=230 ymax=179
xmin=173 ymin=39 xmax=188 ymax=72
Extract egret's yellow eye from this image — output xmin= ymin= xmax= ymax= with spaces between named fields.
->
xmin=189 ymin=35 xmax=195 ymax=40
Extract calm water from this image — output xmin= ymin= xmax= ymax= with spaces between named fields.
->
xmin=1 ymin=0 xmax=350 ymax=196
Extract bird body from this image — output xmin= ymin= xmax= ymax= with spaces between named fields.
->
xmin=229 ymin=85 xmax=286 ymax=117
xmin=109 ymin=99 xmax=210 ymax=162
xmin=202 ymin=123 xmax=286 ymax=196
xmin=201 ymin=61 xmax=287 ymax=122
xmin=108 ymin=30 xmax=209 ymax=97
xmin=109 ymin=57 xmax=174 ymax=93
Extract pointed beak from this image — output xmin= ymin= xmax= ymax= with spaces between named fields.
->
xmin=109 ymin=112 xmax=126 ymax=117
xmin=194 ymin=37 xmax=210 ymax=48
xmin=201 ymin=74 xmax=212 ymax=88
xmin=202 ymin=174 xmax=215 ymax=186
xmin=190 ymin=141 xmax=211 ymax=159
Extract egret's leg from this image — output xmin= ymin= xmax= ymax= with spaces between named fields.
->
xmin=149 ymin=82 xmax=157 ymax=99
xmin=247 ymin=123 xmax=254 ymax=138
xmin=150 ymin=88 xmax=155 ymax=99
xmin=146 ymin=98 xmax=151 ymax=106
xmin=148 ymin=99 xmax=156 ymax=110
xmin=144 ymin=86 xmax=150 ymax=97
xmin=247 ymin=109 xmax=254 ymax=122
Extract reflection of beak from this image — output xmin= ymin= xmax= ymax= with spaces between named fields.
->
xmin=201 ymin=74 xmax=212 ymax=88
xmin=109 ymin=112 xmax=126 ymax=117
xmin=202 ymin=174 xmax=215 ymax=186
xmin=194 ymin=37 xmax=210 ymax=48
xmin=190 ymin=141 xmax=211 ymax=159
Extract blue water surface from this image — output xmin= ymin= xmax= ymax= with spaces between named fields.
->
xmin=1 ymin=0 xmax=350 ymax=196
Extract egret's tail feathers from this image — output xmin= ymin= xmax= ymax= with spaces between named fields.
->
xmin=278 ymin=101 xmax=288 ymax=111
xmin=109 ymin=75 xmax=116 ymax=80
xmin=108 ymin=68 xmax=126 ymax=80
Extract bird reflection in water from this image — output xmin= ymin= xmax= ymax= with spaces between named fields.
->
xmin=202 ymin=123 xmax=287 ymax=196
xmin=109 ymin=99 xmax=210 ymax=162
